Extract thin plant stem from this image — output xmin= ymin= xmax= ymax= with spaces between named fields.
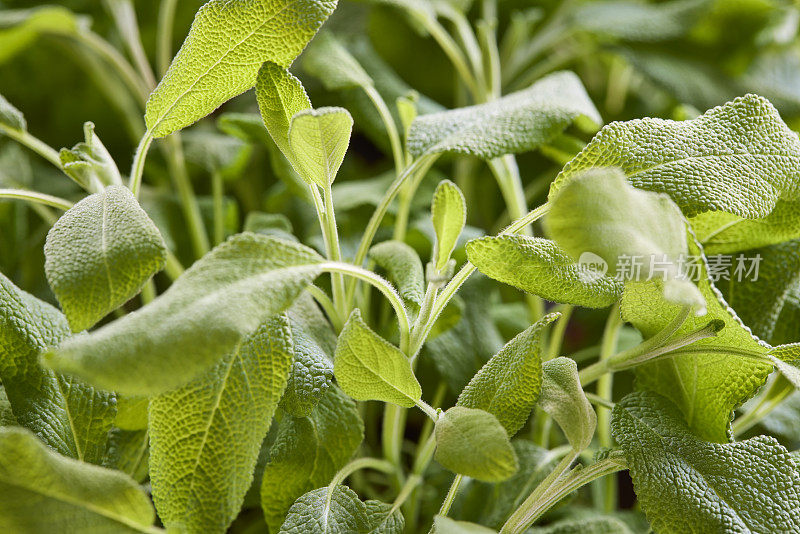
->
xmin=165 ymin=135 xmax=210 ymax=257
xmin=414 ymin=13 xmax=481 ymax=98
xmin=211 ymin=170 xmax=225 ymax=246
xmin=164 ymin=251 xmax=185 ymax=281
xmin=306 ymin=285 xmax=342 ymax=332
xmin=595 ymin=303 xmax=622 ymax=513
xmin=0 ymin=125 xmax=63 ymax=171
xmin=547 ymin=304 xmax=573 ymax=360
xmin=74 ymin=31 xmax=149 ymax=102
xmin=733 ymin=376 xmax=794 ymax=436
xmin=156 ymin=0 xmax=179 ymax=77
xmin=129 ymin=130 xmax=154 ymax=196
xmin=0 ymin=189 xmax=73 ymax=211
xmin=391 ymin=474 xmax=421 ymax=512
xmin=364 ymin=84 xmax=404 ymax=176
xmin=322 ymin=182 xmax=347 ymax=320
xmin=106 ymin=0 xmax=157 ymax=89
xmin=393 ymin=157 xmax=434 ymax=242
xmin=328 ymin=457 xmax=395 ymax=491
xmin=436 ymin=474 xmax=464 ymax=522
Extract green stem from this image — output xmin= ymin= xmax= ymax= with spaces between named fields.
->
xmin=415 ymin=13 xmax=482 ymax=99
xmin=488 ymin=156 xmax=531 ymax=235
xmin=165 ymin=135 xmax=210 ymax=257
xmin=547 ymin=304 xmax=573 ymax=360
xmin=595 ymin=304 xmax=622 ymax=513
xmin=391 ymin=474 xmax=421 ymax=512
xmin=307 ymin=285 xmax=342 ymax=332
xmin=382 ymin=404 xmax=407 ymax=488
xmin=393 ymin=157 xmax=434 ymax=242
xmin=0 ymin=125 xmax=63 ymax=171
xmin=164 ymin=251 xmax=185 ymax=281
xmin=73 ymin=31 xmax=149 ymax=102
xmin=437 ymin=474 xmax=464 ymax=519
xmin=0 ymin=189 xmax=73 ymax=211
xmin=322 ymin=183 xmax=347 ymax=319
xmin=328 ymin=457 xmax=395 ymax=491
xmin=733 ymin=376 xmax=794 ymax=436
xmin=501 ymin=453 xmax=627 ymax=533
xmin=106 ymin=0 xmax=156 ymax=89
xmin=129 ymin=130 xmax=154 ymax=196
xmin=364 ymin=84 xmax=404 ymax=176
xmin=211 ymin=170 xmax=224 ymax=246
xmin=156 ymin=0 xmax=179 ymax=77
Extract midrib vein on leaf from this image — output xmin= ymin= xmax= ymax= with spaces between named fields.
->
xmin=150 ymin=2 xmax=295 ymax=133
xmin=344 ymin=338 xmax=412 ymax=401
xmin=1 ymin=475 xmax=151 ymax=532
xmin=54 ymin=378 xmax=82 ymax=461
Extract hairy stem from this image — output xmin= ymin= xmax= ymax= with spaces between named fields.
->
xmin=0 ymin=189 xmax=73 ymax=211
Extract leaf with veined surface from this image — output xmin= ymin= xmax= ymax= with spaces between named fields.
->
xmin=431 ymin=180 xmax=466 ymax=271
xmin=278 ymin=485 xmax=369 ymax=533
xmin=466 ymin=235 xmax=622 ymax=308
xmin=334 ymin=309 xmax=421 ymax=407
xmin=369 ymin=240 xmax=425 ymax=309
xmin=551 ymin=95 xmax=800 ymax=220
xmin=149 ymin=316 xmax=294 ymax=534
xmin=45 ymin=233 xmax=323 ymax=396
xmin=539 ymin=357 xmax=597 ymax=452
xmin=458 ymin=313 xmax=559 ymax=437
xmin=0 ymin=92 xmax=25 ymax=131
xmin=434 ymin=406 xmax=519 ymax=482
xmin=0 ymin=272 xmax=115 ymax=464
xmin=612 ymin=391 xmax=800 ymax=532
xmin=44 ymin=185 xmax=167 ymax=332
xmin=261 ymin=385 xmax=363 ymax=531
xmin=0 ymin=427 xmax=157 ymax=533
xmin=303 ymin=31 xmax=373 ymax=91
xmin=407 ymin=71 xmax=601 ymax=160
xmin=289 ymin=107 xmax=353 ymax=188
xmin=145 ymin=0 xmax=337 ymax=137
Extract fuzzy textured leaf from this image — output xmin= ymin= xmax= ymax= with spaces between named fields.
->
xmin=334 ymin=309 xmax=421 ymax=407
xmin=0 ymin=273 xmax=115 ymax=463
xmin=434 ymin=406 xmax=519 ymax=482
xmin=278 ymin=485 xmax=369 ymax=533
xmin=45 ymin=234 xmax=323 ymax=396
xmin=612 ymin=391 xmax=800 ymax=533
xmin=457 ymin=313 xmax=558 ymax=437
xmin=44 ymin=185 xmax=167 ymax=332
xmin=289 ymin=107 xmax=353 ymax=187
xmin=145 ymin=0 xmax=337 ymax=137
xmin=551 ymin=95 xmax=800 ymax=219
xmin=0 ymin=427 xmax=156 ymax=533
xmin=149 ymin=317 xmax=293 ymax=534
xmin=261 ymin=385 xmax=363 ymax=530
xmin=303 ymin=31 xmax=373 ymax=90
xmin=431 ymin=180 xmax=466 ymax=271
xmin=369 ymin=240 xmax=425 ymax=308
xmin=467 ymin=235 xmax=622 ymax=308
xmin=256 ymin=62 xmax=312 ymax=167
xmin=407 ymin=71 xmax=600 ymax=160
xmin=0 ymin=92 xmax=25 ymax=131
xmin=539 ymin=357 xmax=597 ymax=452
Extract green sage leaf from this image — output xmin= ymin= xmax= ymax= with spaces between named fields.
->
xmin=289 ymin=107 xmax=353 ymax=187
xmin=334 ymin=309 xmax=421 ymax=407
xmin=303 ymin=31 xmax=373 ymax=90
xmin=145 ymin=0 xmax=337 ymax=137
xmin=369 ymin=240 xmax=425 ymax=309
xmin=434 ymin=406 xmax=519 ymax=482
xmin=44 ymin=185 xmax=167 ymax=332
xmin=431 ymin=180 xmax=466 ymax=271
xmin=539 ymin=357 xmax=597 ymax=452
xmin=278 ymin=485 xmax=369 ymax=533
xmin=45 ymin=234 xmax=323 ymax=396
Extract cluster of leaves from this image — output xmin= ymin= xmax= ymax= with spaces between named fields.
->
xmin=2 ymin=0 xmax=800 ymax=533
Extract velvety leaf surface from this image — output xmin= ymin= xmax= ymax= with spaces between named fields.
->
xmin=0 ymin=427 xmax=156 ymax=533
xmin=334 ymin=309 xmax=421 ymax=407
xmin=539 ymin=357 xmax=596 ymax=452
xmin=261 ymin=385 xmax=363 ymax=530
xmin=303 ymin=31 xmax=373 ymax=90
xmin=431 ymin=180 xmax=466 ymax=271
xmin=551 ymin=95 xmax=800 ymax=219
xmin=433 ymin=515 xmax=497 ymax=533
xmin=0 ymin=272 xmax=115 ymax=463
xmin=278 ymin=485 xmax=369 ymax=533
xmin=458 ymin=313 xmax=558 ymax=437
xmin=256 ymin=62 xmax=312 ymax=167
xmin=46 ymin=234 xmax=322 ymax=395
xmin=364 ymin=500 xmax=404 ymax=533
xmin=621 ymin=237 xmax=775 ymax=442
xmin=467 ymin=235 xmax=622 ymax=308
xmin=149 ymin=317 xmax=293 ymax=534
xmin=434 ymin=406 xmax=518 ymax=482
xmin=369 ymin=241 xmax=425 ymax=309
xmin=0 ymin=92 xmax=25 ymax=131
xmin=612 ymin=391 xmax=800 ymax=533
xmin=44 ymin=185 xmax=167 ymax=332
xmin=408 ymin=71 xmax=601 ymax=159
xmin=145 ymin=0 xmax=337 ymax=137
xmin=289 ymin=107 xmax=353 ymax=187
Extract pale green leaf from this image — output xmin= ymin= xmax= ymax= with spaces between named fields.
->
xmin=466 ymin=235 xmax=622 ymax=308
xmin=0 ymin=272 xmax=115 ymax=463
xmin=0 ymin=427 xmax=157 ymax=533
xmin=365 ymin=500 xmax=404 ymax=533
xmin=256 ymin=62 xmax=312 ymax=167
xmin=0 ymin=92 xmax=25 ymax=131
xmin=369 ymin=240 xmax=425 ymax=308
xmin=407 ymin=71 xmax=601 ymax=160
xmin=289 ymin=107 xmax=353 ymax=187
xmin=396 ymin=92 xmax=418 ymax=139
xmin=303 ymin=31 xmax=373 ymax=90
xmin=45 ymin=234 xmax=323 ymax=396
xmin=150 ymin=317 xmax=293 ymax=533
xmin=528 ymin=516 xmax=633 ymax=534
xmin=621 ymin=237 xmax=775 ymax=442
xmin=261 ymin=385 xmax=363 ymax=530
xmin=457 ymin=313 xmax=558 ymax=437
xmin=334 ymin=309 xmax=421 ymax=407
xmin=44 ymin=185 xmax=167 ymax=332
xmin=572 ymin=0 xmax=710 ymax=42
xmin=551 ymin=95 xmax=800 ymax=219
xmin=183 ymin=129 xmax=253 ymax=177
xmin=59 ymin=122 xmax=123 ymax=192
xmin=546 ymin=167 xmax=704 ymax=312
xmin=114 ymin=395 xmax=149 ymax=431
xmin=145 ymin=0 xmax=337 ymax=137
xmin=280 ymin=294 xmax=336 ymax=417
xmin=278 ymin=485 xmax=369 ymax=533
xmin=612 ymin=391 xmax=800 ymax=532
xmin=434 ymin=406 xmax=519 ymax=482
xmin=431 ymin=180 xmax=466 ymax=271
xmin=433 ymin=515 xmax=497 ymax=533
xmin=539 ymin=357 xmax=596 ymax=452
